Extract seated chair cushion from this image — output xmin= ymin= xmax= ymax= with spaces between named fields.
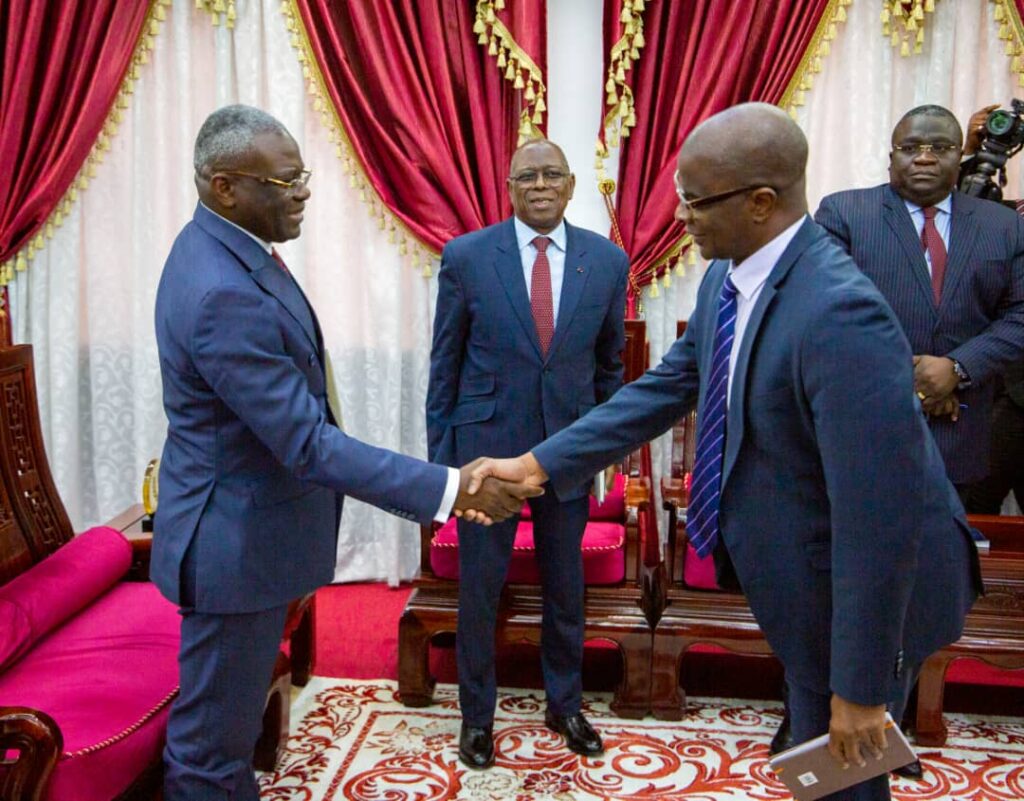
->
xmin=0 ymin=526 xmax=132 ymax=670
xmin=0 ymin=582 xmax=180 ymax=801
xmin=430 ymin=518 xmax=626 ymax=585
xmin=519 ymin=473 xmax=626 ymax=522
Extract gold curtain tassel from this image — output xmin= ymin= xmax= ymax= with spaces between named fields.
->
xmin=836 ymin=5 xmax=847 ymax=22
xmin=496 ymin=50 xmax=506 ymax=68
xmin=513 ymin=72 xmax=524 ymax=89
xmin=634 ymin=30 xmax=645 ymax=48
xmin=662 ymin=271 xmax=671 ymax=288
xmin=16 ymin=252 xmax=28 ymax=272
xmin=648 ymin=279 xmax=659 ymax=299
xmin=504 ymin=62 xmax=515 ymax=80
xmin=473 ymin=18 xmax=485 ymax=34
xmin=900 ymin=39 xmax=911 ymax=56
xmin=525 ymin=82 xmax=535 ymax=100
xmin=535 ymin=96 xmax=546 ymax=112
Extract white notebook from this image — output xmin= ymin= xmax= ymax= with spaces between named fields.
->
xmin=768 ymin=713 xmax=916 ymax=801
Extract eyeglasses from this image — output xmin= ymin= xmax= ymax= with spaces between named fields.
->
xmin=509 ymin=169 xmax=570 ymax=188
xmin=673 ymin=177 xmax=774 ymax=212
xmin=215 ymin=169 xmax=312 ymax=190
xmin=892 ymin=143 xmax=960 ymax=155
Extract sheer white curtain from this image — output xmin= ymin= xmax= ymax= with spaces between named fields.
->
xmin=9 ymin=0 xmax=434 ymax=583
xmin=10 ymin=0 xmax=1021 ymax=585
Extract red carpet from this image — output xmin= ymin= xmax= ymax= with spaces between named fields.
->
xmin=312 ymin=583 xmax=1023 ymax=713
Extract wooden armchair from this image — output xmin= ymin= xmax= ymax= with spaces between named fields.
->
xmin=914 ymin=514 xmax=1024 ymax=745
xmin=653 ymin=321 xmax=777 ymax=720
xmin=398 ymin=320 xmax=662 ymax=718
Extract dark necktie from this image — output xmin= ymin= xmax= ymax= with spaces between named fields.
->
xmin=530 ymin=236 xmax=555 ymax=356
xmin=921 ymin=206 xmax=946 ymax=305
xmin=687 ymin=274 xmax=738 ymax=559
xmin=271 ymin=248 xmax=290 ymax=276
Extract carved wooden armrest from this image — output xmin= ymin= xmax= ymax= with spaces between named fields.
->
xmin=0 ymin=707 xmax=62 ymax=801
xmin=625 ymin=474 xmax=651 ymax=512
xmin=102 ymin=503 xmax=152 ymax=580
xmin=661 ymin=476 xmax=687 ymax=510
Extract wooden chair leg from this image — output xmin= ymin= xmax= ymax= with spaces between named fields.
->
xmin=608 ymin=632 xmax=652 ymax=719
xmin=914 ymin=652 xmax=953 ymax=747
xmin=398 ymin=607 xmax=436 ymax=707
xmin=254 ymin=651 xmax=291 ymax=772
xmin=289 ymin=602 xmax=314 ymax=688
xmin=650 ymin=632 xmax=686 ymax=721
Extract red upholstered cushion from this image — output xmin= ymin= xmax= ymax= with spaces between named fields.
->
xmin=0 ymin=582 xmax=180 ymax=801
xmin=430 ymin=518 xmax=626 ymax=585
xmin=518 ymin=474 xmax=626 ymax=522
xmin=0 ymin=526 xmax=132 ymax=670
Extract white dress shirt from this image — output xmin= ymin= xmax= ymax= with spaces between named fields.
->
xmin=201 ymin=203 xmax=460 ymax=521
xmin=725 ymin=216 xmax=806 ymax=406
xmin=515 ymin=217 xmax=567 ymax=324
xmin=903 ymin=193 xmax=952 ymax=278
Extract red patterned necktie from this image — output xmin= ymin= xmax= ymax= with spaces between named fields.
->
xmin=921 ymin=206 xmax=946 ymax=305
xmin=530 ymin=236 xmax=555 ymax=355
xmin=271 ymin=248 xmax=290 ymax=276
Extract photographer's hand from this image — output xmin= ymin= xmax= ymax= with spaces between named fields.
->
xmin=964 ymin=103 xmax=1000 ymax=156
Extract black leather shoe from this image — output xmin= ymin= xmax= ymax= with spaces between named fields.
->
xmin=544 ymin=711 xmax=604 ymax=756
xmin=458 ymin=723 xmax=494 ymax=769
xmin=893 ymin=759 xmax=924 ymax=780
xmin=769 ymin=713 xmax=794 ymax=756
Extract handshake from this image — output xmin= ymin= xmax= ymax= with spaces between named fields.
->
xmin=453 ymin=454 xmax=550 ymax=524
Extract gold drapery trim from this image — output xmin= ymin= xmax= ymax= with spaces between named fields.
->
xmin=595 ymin=0 xmax=646 ymax=183
xmin=195 ymin=0 xmax=237 ymax=28
xmin=993 ymin=0 xmax=1024 ymax=86
xmin=779 ymin=0 xmax=850 ymax=118
xmin=0 ymin=0 xmax=172 ymax=286
xmin=881 ymin=0 xmax=939 ymax=57
xmin=474 ymin=1 xmax=547 ymax=144
xmin=280 ymin=1 xmax=437 ymax=276
xmin=640 ymin=0 xmax=850 ymax=303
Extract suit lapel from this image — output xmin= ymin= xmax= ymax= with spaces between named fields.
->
xmin=882 ymin=187 xmax=937 ymax=310
xmin=720 ymin=218 xmax=810 ymax=488
xmin=194 ymin=204 xmax=320 ymax=353
xmin=493 ymin=218 xmax=544 ymax=357
xmin=941 ymin=194 xmax=978 ymax=310
xmin=546 ymin=222 xmax=592 ymax=361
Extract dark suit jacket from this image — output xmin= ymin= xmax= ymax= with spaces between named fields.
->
xmin=153 ymin=203 xmax=448 ymax=614
xmin=532 ymin=218 xmax=981 ymax=705
xmin=815 ymin=185 xmax=1024 ymax=484
xmin=427 ymin=217 xmax=628 ymax=500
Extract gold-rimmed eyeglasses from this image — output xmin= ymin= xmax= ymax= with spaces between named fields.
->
xmin=891 ymin=142 xmax=960 ymax=156
xmin=214 ymin=169 xmax=312 ymax=190
xmin=509 ymin=169 xmax=570 ymax=188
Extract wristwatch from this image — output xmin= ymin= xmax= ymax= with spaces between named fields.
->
xmin=951 ymin=359 xmax=972 ymax=391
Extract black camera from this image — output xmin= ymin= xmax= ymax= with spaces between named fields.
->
xmin=959 ymin=98 xmax=1024 ymax=201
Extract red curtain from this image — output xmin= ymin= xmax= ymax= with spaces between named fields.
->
xmin=295 ymin=0 xmax=546 ymax=252
xmin=0 ymin=0 xmax=152 ymax=264
xmin=605 ymin=0 xmax=833 ymax=310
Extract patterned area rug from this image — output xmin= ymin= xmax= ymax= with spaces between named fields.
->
xmin=257 ymin=678 xmax=1024 ymax=800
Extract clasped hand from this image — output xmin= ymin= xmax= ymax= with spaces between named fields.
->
xmin=453 ymin=457 xmax=545 ymax=525
xmin=913 ymin=355 xmax=961 ymax=421
xmin=454 ymin=453 xmax=549 ymax=524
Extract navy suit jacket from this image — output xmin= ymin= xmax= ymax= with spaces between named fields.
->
xmin=815 ymin=185 xmax=1024 ymax=484
xmin=533 ymin=218 xmax=981 ymax=704
xmin=427 ymin=217 xmax=628 ymax=500
xmin=153 ymin=204 xmax=448 ymax=614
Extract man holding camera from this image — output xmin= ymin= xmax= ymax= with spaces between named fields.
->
xmin=815 ymin=104 xmax=1024 ymax=504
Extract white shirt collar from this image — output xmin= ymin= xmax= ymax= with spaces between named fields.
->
xmin=514 ymin=217 xmax=567 ymax=252
xmin=201 ymin=201 xmax=274 ymax=254
xmin=902 ymin=192 xmax=953 ymax=216
xmin=727 ymin=216 xmax=806 ymax=299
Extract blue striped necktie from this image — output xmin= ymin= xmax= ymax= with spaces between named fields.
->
xmin=687 ymin=274 xmax=738 ymax=559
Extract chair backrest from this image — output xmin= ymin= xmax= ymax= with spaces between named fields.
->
xmin=0 ymin=345 xmax=75 ymax=586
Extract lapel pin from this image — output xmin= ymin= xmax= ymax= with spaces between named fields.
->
xmin=577 ymin=266 xmax=584 ymax=273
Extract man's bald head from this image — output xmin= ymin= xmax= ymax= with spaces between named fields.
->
xmin=683 ymin=103 xmax=808 ymax=199
xmin=675 ymin=103 xmax=809 ymax=263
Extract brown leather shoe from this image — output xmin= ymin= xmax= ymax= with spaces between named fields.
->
xmin=458 ymin=723 xmax=494 ymax=769
xmin=544 ymin=711 xmax=604 ymax=756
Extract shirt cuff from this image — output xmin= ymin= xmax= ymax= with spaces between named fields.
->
xmin=434 ymin=466 xmax=460 ymax=523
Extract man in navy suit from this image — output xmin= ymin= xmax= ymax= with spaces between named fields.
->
xmin=815 ymin=105 xmax=1024 ymax=500
xmin=153 ymin=105 xmax=539 ymax=801
xmin=466 ymin=104 xmax=980 ymax=800
xmin=427 ymin=139 xmax=629 ymax=768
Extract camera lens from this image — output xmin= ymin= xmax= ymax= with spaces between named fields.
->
xmin=987 ymin=109 xmax=1015 ymax=136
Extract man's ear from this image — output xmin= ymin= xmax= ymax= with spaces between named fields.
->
xmin=749 ymin=187 xmax=777 ymax=223
xmin=208 ymin=174 xmax=237 ymax=209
